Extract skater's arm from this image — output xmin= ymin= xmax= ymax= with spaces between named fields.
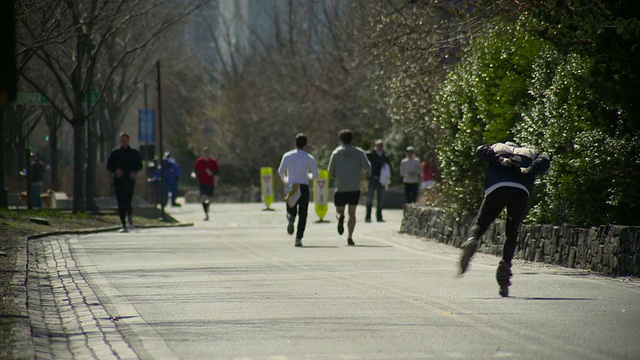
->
xmin=477 ymin=144 xmax=516 ymax=167
xmin=522 ymin=153 xmax=551 ymax=176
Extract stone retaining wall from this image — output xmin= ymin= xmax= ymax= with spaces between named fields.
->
xmin=400 ymin=205 xmax=640 ymax=276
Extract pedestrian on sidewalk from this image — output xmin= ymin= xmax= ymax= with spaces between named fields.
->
xmin=459 ymin=141 xmax=550 ymax=297
xmin=328 ymin=129 xmax=371 ymax=246
xmin=149 ymin=152 xmax=181 ymax=207
xmin=365 ymin=139 xmax=390 ymax=222
xmin=24 ymin=153 xmax=45 ymax=208
xmin=191 ymin=147 xmax=219 ymax=221
xmin=420 ymin=153 xmax=439 ymax=190
xmin=107 ymin=132 xmax=143 ymax=233
xmin=399 ymin=146 xmax=421 ymax=204
xmin=278 ymin=133 xmax=319 ymax=247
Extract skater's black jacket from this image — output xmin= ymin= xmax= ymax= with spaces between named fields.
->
xmin=477 ymin=142 xmax=550 ymax=196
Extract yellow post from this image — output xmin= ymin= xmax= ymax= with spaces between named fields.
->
xmin=314 ymin=169 xmax=329 ymax=222
xmin=260 ymin=167 xmax=274 ymax=210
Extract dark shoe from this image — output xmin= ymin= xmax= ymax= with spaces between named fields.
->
xmin=364 ymin=218 xmax=371 ymax=223
xmin=295 ymin=238 xmax=302 ymax=247
xmin=171 ymin=202 xmax=182 ymax=207
xmin=496 ymin=260 xmax=512 ymax=297
xmin=376 ymin=218 xmax=384 ymax=222
xmin=347 ymin=238 xmax=355 ymax=246
xmin=287 ymin=215 xmax=295 ymax=235
xmin=337 ymin=215 xmax=345 ymax=235
xmin=459 ymin=237 xmax=478 ymax=274
xmin=120 ymin=226 xmax=129 ymax=233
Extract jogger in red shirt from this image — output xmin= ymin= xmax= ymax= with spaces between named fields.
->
xmin=191 ymin=147 xmax=219 ymax=221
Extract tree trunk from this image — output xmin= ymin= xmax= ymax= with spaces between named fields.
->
xmin=49 ymin=128 xmax=58 ymax=190
xmin=86 ymin=115 xmax=98 ymax=211
xmin=72 ymin=121 xmax=86 ymax=213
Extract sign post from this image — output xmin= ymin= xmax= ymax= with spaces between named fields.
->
xmin=314 ymin=169 xmax=329 ymax=222
xmin=260 ymin=167 xmax=274 ymax=211
xmin=138 ymin=109 xmax=155 ymax=143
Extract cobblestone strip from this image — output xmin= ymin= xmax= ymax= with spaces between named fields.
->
xmin=27 ymin=237 xmax=139 ymax=359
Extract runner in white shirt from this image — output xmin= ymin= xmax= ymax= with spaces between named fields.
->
xmin=277 ymin=133 xmax=319 ymax=247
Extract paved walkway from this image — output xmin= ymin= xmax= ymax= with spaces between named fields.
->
xmin=16 ymin=203 xmax=640 ymax=359
xmin=19 ymin=202 xmax=404 ymax=359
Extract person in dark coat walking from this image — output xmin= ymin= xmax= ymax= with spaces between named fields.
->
xmin=107 ymin=132 xmax=143 ymax=232
xmin=459 ymin=141 xmax=550 ymax=297
xmin=365 ymin=139 xmax=391 ymax=222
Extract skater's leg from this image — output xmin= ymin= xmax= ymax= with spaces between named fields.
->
xmin=460 ymin=188 xmax=509 ymax=274
xmin=496 ymin=260 xmax=513 ymax=297
xmin=471 ymin=189 xmax=509 ymax=240
xmin=503 ymin=188 xmax=529 ymax=262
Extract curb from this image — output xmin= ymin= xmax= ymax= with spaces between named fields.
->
xmin=25 ymin=222 xmax=194 ymax=240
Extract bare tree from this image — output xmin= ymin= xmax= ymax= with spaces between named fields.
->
xmin=3 ymin=105 xmax=41 ymax=174
xmin=15 ymin=0 xmax=208 ymax=212
xmin=182 ymin=0 xmax=389 ymax=186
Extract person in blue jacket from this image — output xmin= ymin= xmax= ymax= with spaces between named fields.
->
xmin=459 ymin=141 xmax=551 ymax=297
xmin=151 ymin=152 xmax=181 ymax=207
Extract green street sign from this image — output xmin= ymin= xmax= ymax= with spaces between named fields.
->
xmin=12 ymin=92 xmax=49 ymax=105
xmin=13 ymin=91 xmax=99 ymax=106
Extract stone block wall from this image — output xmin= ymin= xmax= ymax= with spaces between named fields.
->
xmin=400 ymin=205 xmax=640 ymax=277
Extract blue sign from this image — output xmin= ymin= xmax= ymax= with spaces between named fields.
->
xmin=138 ymin=109 xmax=155 ymax=143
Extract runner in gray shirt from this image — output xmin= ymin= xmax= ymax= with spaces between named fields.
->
xmin=328 ymin=129 xmax=371 ymax=245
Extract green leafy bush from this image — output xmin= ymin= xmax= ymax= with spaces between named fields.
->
xmin=432 ymin=22 xmax=541 ymax=217
xmin=433 ymin=14 xmax=640 ymax=227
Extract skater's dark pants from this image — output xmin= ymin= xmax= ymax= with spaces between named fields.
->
xmin=115 ymin=185 xmax=135 ymax=227
xmin=286 ymin=184 xmax=310 ymax=239
xmin=470 ymin=186 xmax=529 ymax=263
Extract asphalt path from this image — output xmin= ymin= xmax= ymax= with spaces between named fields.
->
xmin=62 ymin=202 xmax=640 ymax=360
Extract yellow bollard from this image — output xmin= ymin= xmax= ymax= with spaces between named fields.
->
xmin=314 ymin=169 xmax=329 ymax=222
xmin=260 ymin=167 xmax=274 ymax=210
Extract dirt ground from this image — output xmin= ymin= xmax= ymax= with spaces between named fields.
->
xmin=0 ymin=209 xmax=170 ymax=359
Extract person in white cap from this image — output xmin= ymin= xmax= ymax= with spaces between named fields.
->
xmin=399 ymin=146 xmax=421 ymax=204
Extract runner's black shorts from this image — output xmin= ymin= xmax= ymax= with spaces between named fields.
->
xmin=334 ymin=191 xmax=360 ymax=207
xmin=199 ymin=184 xmax=214 ymax=197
